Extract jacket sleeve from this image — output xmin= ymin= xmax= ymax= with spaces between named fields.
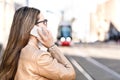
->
xmin=36 ymin=46 xmax=75 ymax=80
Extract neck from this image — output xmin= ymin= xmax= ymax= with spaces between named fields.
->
xmin=28 ymin=36 xmax=39 ymax=49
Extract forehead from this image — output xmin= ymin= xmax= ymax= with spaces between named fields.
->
xmin=38 ymin=13 xmax=44 ymax=20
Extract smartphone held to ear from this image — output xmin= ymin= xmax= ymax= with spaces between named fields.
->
xmin=30 ymin=26 xmax=43 ymax=47
xmin=30 ymin=26 xmax=42 ymax=38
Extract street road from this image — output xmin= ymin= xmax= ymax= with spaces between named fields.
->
xmin=60 ymin=42 xmax=120 ymax=80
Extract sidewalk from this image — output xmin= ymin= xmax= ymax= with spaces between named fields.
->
xmin=59 ymin=41 xmax=120 ymax=59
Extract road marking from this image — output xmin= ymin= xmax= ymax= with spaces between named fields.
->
xmin=64 ymin=47 xmax=120 ymax=79
xmin=71 ymin=48 xmax=120 ymax=79
xmin=85 ymin=56 xmax=120 ymax=79
xmin=70 ymin=57 xmax=94 ymax=80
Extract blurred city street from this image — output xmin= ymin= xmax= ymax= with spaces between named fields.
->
xmin=60 ymin=42 xmax=120 ymax=80
xmin=0 ymin=0 xmax=120 ymax=80
xmin=0 ymin=41 xmax=120 ymax=80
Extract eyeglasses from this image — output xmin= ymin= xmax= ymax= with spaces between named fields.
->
xmin=35 ymin=19 xmax=48 ymax=25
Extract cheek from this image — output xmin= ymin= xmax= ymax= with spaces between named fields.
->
xmin=37 ymin=24 xmax=46 ymax=28
xmin=37 ymin=23 xmax=42 ymax=26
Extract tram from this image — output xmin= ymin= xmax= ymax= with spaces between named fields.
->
xmin=56 ymin=23 xmax=72 ymax=46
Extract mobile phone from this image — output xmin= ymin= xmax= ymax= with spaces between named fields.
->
xmin=30 ymin=26 xmax=44 ymax=47
xmin=30 ymin=26 xmax=41 ymax=38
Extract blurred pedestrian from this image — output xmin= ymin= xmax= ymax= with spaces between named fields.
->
xmin=0 ymin=6 xmax=76 ymax=80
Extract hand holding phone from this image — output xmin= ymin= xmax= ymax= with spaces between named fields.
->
xmin=30 ymin=26 xmax=54 ymax=48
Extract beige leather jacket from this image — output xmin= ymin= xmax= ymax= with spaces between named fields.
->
xmin=14 ymin=44 xmax=76 ymax=80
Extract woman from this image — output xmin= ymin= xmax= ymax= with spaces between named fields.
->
xmin=0 ymin=6 xmax=76 ymax=80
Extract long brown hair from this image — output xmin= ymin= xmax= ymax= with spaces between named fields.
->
xmin=0 ymin=6 xmax=40 ymax=80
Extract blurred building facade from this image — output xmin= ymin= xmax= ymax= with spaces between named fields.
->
xmin=0 ymin=0 xmax=14 ymax=48
xmin=90 ymin=0 xmax=120 ymax=42
xmin=0 ymin=0 xmax=27 ymax=48
xmin=0 ymin=0 xmax=120 ymax=49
